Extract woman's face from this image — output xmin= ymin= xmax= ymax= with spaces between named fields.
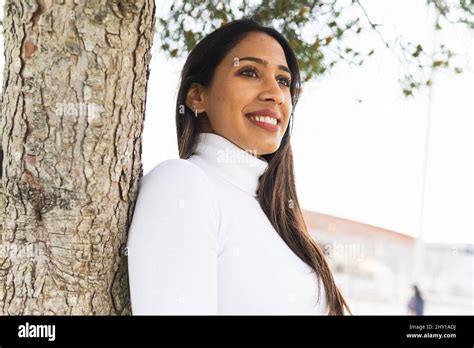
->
xmin=187 ymin=31 xmax=293 ymax=156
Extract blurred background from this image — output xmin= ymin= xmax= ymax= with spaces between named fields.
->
xmin=1 ymin=0 xmax=471 ymax=314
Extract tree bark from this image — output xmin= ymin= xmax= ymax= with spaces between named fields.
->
xmin=0 ymin=0 xmax=155 ymax=314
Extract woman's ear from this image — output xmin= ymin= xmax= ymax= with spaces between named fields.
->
xmin=186 ymin=82 xmax=206 ymax=113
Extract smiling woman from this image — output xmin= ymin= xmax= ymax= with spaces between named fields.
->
xmin=127 ymin=18 xmax=351 ymax=315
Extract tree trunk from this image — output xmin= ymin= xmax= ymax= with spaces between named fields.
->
xmin=0 ymin=0 xmax=155 ymax=315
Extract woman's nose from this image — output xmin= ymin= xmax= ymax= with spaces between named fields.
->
xmin=259 ymin=77 xmax=285 ymax=105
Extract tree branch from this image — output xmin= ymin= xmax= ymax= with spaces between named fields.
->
xmin=354 ymin=0 xmax=390 ymax=48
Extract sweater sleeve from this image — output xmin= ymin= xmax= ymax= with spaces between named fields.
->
xmin=127 ymin=159 xmax=220 ymax=314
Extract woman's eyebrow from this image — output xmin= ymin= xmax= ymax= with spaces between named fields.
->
xmin=234 ymin=56 xmax=291 ymax=75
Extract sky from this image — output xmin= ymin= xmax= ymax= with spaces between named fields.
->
xmin=0 ymin=1 xmax=472 ymax=244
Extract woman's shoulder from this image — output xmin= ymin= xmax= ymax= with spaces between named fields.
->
xmin=134 ymin=158 xmax=220 ymax=227
xmin=139 ymin=158 xmax=215 ymax=200
xmin=142 ymin=158 xmax=209 ymax=185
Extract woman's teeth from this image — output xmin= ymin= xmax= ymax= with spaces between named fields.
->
xmin=248 ymin=115 xmax=278 ymax=125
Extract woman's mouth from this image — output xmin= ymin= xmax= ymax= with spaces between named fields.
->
xmin=245 ymin=114 xmax=280 ymax=132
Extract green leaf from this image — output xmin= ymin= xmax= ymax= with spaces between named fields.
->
xmin=412 ymin=44 xmax=423 ymax=57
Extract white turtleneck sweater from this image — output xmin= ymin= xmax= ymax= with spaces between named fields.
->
xmin=127 ymin=132 xmax=328 ymax=315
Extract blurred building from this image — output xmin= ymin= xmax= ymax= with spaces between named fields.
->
xmin=303 ymin=210 xmax=473 ymax=314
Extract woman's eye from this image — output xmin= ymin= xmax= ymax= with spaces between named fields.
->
xmin=278 ymin=77 xmax=291 ymax=87
xmin=240 ymin=68 xmax=291 ymax=87
xmin=240 ymin=68 xmax=258 ymax=78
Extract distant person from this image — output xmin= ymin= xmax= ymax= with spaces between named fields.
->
xmin=408 ymin=285 xmax=424 ymax=315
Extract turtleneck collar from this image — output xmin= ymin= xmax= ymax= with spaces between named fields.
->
xmin=191 ymin=132 xmax=269 ymax=197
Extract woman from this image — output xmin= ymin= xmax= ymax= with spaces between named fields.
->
xmin=127 ymin=18 xmax=351 ymax=315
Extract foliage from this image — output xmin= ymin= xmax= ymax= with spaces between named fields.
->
xmin=155 ymin=0 xmax=472 ymax=97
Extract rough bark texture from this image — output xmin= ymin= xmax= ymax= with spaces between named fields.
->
xmin=0 ymin=0 xmax=155 ymax=314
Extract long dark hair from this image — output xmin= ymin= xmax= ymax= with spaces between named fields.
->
xmin=175 ymin=18 xmax=351 ymax=315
